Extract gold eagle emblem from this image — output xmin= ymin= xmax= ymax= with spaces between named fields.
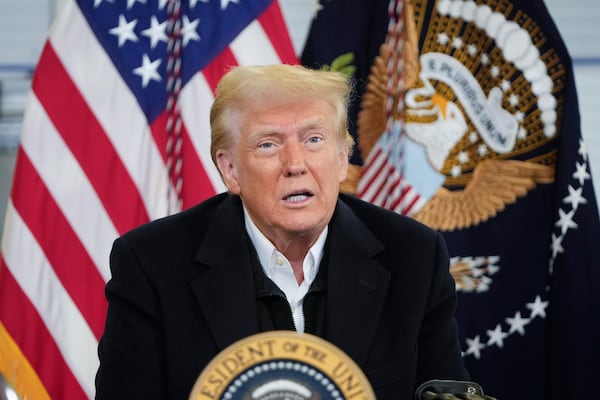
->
xmin=343 ymin=0 xmax=562 ymax=232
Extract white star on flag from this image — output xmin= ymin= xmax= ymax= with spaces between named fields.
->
xmin=181 ymin=16 xmax=201 ymax=46
xmin=526 ymin=295 xmax=549 ymax=319
xmin=555 ymin=208 xmax=578 ymax=235
xmin=573 ymin=162 xmax=591 ymax=186
xmin=465 ymin=335 xmax=485 ymax=359
xmin=505 ymin=311 xmax=529 ymax=335
xmin=133 ymin=54 xmax=162 ymax=87
xmin=486 ymin=324 xmax=508 ymax=348
xmin=563 ymin=185 xmax=587 ymax=210
xmin=550 ymin=232 xmax=564 ymax=258
xmin=109 ymin=15 xmax=138 ymax=47
xmin=142 ymin=16 xmax=168 ymax=49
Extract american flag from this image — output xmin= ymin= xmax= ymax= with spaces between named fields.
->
xmin=0 ymin=0 xmax=297 ymax=398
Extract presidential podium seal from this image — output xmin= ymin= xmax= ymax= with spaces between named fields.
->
xmin=189 ymin=331 xmax=375 ymax=400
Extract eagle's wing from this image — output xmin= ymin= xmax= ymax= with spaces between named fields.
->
xmin=413 ymin=159 xmax=555 ymax=231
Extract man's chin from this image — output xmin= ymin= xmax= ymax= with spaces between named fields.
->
xmin=278 ymin=218 xmax=327 ymax=237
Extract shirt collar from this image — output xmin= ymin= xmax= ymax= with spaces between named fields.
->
xmin=243 ymin=207 xmax=327 ymax=283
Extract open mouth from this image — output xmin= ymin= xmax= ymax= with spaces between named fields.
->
xmin=284 ymin=192 xmax=313 ymax=203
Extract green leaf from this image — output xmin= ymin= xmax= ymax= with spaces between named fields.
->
xmin=321 ymin=52 xmax=356 ymax=78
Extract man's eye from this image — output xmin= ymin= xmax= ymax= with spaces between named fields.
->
xmin=258 ymin=142 xmax=275 ymax=149
xmin=307 ymin=136 xmax=323 ymax=143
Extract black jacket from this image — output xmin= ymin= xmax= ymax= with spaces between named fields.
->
xmin=95 ymin=193 xmax=468 ymax=399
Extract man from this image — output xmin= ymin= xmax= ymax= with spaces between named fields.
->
xmin=95 ymin=64 xmax=468 ymax=399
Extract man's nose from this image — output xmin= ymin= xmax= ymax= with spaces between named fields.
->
xmin=282 ymin=141 xmax=307 ymax=177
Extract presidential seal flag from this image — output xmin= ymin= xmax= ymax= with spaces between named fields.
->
xmin=0 ymin=0 xmax=296 ymax=398
xmin=302 ymin=1 xmax=600 ymax=399
xmin=188 ymin=332 xmax=376 ymax=400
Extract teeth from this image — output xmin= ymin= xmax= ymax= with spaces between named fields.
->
xmin=286 ymin=194 xmax=309 ymax=202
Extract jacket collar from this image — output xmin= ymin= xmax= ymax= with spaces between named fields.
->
xmin=191 ymin=194 xmax=260 ymax=350
xmin=325 ymin=197 xmax=390 ymax=366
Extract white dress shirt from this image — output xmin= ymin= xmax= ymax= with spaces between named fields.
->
xmin=243 ymin=208 xmax=327 ymax=333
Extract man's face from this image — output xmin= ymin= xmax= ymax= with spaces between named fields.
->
xmin=216 ymin=98 xmax=349 ymax=246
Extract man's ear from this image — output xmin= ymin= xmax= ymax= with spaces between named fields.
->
xmin=216 ymin=149 xmax=241 ymax=194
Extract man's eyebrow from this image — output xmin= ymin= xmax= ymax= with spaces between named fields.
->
xmin=250 ymin=128 xmax=284 ymax=138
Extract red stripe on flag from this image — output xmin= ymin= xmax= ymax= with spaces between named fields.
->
xmin=369 ymin=162 xmax=395 ymax=205
xmin=202 ymin=47 xmax=239 ymax=94
xmin=382 ymin=173 xmax=401 ymax=209
xmin=32 ymin=42 xmax=150 ymax=234
xmin=357 ymin=148 xmax=386 ymax=200
xmin=400 ymin=188 xmax=420 ymax=215
xmin=385 ymin=182 xmax=402 ymax=211
xmin=0 ymin=259 xmax=87 ymax=400
xmin=388 ymin=183 xmax=408 ymax=211
xmin=180 ymin=124 xmax=217 ymax=208
xmin=149 ymin=112 xmax=168 ymax=164
xmin=11 ymin=148 xmax=107 ymax=339
xmin=258 ymin=1 xmax=299 ymax=64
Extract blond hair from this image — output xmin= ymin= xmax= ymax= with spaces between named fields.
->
xmin=209 ymin=64 xmax=354 ymax=167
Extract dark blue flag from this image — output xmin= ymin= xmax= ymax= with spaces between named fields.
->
xmin=302 ymin=1 xmax=600 ymax=399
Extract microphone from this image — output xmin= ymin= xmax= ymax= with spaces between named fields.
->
xmin=415 ymin=379 xmax=497 ymax=400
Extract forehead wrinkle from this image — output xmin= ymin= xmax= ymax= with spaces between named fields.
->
xmin=247 ymin=117 xmax=330 ymax=138
xmin=295 ymin=118 xmax=328 ymax=132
